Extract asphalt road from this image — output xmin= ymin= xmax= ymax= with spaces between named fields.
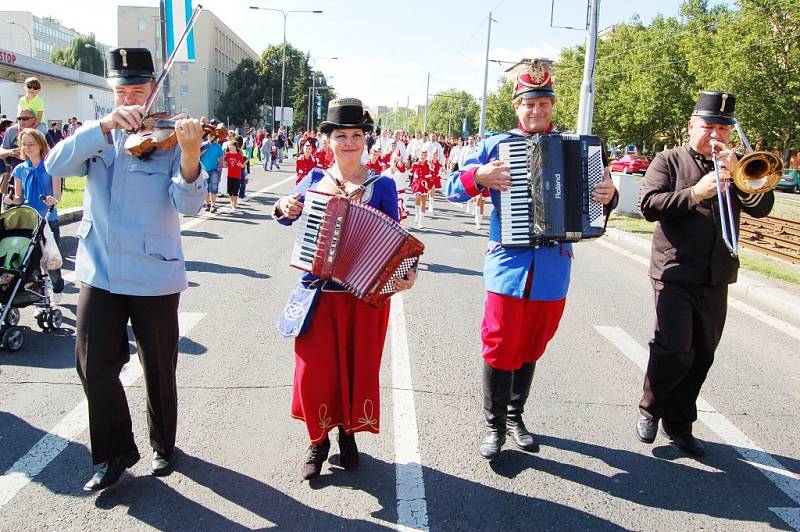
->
xmin=1 ymin=162 xmax=799 ymax=531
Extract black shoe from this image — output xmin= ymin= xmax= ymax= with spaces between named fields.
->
xmin=83 ymin=449 xmax=140 ymax=491
xmin=636 ymin=416 xmax=659 ymax=444
xmin=664 ymin=430 xmax=706 ymax=457
xmin=302 ymin=438 xmax=330 ymax=480
xmin=506 ymin=418 xmax=538 ymax=452
xmin=479 ymin=429 xmax=506 ymax=460
xmin=151 ymin=450 xmax=175 ymax=477
xmin=338 ymin=428 xmax=359 ymax=470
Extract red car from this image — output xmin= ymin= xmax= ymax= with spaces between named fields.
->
xmin=610 ymin=154 xmax=651 ymax=174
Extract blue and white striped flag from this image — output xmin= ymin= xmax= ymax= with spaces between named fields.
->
xmin=164 ymin=0 xmax=197 ymax=62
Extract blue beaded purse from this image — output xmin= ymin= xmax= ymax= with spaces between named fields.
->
xmin=276 ymin=280 xmax=322 ymax=338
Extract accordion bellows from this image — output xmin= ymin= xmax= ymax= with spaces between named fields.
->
xmin=290 ymin=190 xmax=424 ymax=307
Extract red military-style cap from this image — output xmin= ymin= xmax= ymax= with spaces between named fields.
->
xmin=512 ymin=58 xmax=555 ymax=99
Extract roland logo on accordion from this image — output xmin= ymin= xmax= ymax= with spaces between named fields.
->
xmin=497 ymin=133 xmax=606 ymax=248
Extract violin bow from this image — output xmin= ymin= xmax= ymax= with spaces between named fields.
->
xmin=142 ymin=3 xmax=204 ymax=118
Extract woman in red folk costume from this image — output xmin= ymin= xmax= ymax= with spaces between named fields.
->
xmin=273 ymin=98 xmax=417 ymax=480
xmin=410 ymin=148 xmax=434 ymax=229
xmin=295 ymin=142 xmax=317 ymax=184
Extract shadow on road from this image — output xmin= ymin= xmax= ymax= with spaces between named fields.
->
xmin=185 ymin=261 xmax=269 ymax=280
xmin=94 ymin=450 xmax=386 ymax=530
xmin=487 ymin=434 xmax=795 ymax=529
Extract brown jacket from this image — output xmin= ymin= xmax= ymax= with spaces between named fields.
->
xmin=639 ymin=145 xmax=773 ymax=285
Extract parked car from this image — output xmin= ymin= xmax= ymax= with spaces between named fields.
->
xmin=778 ymin=169 xmax=800 ymax=193
xmin=610 ymin=154 xmax=651 ymax=175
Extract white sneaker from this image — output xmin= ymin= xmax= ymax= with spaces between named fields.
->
xmin=52 ymin=292 xmax=63 ymax=304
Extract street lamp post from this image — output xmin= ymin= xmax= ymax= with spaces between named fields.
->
xmin=84 ymin=43 xmax=107 ymax=76
xmin=250 ymin=6 xmax=322 ymax=131
xmin=6 ymin=21 xmax=33 ymax=56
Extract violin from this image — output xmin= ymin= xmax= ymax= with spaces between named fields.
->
xmin=124 ymin=115 xmax=228 ymax=159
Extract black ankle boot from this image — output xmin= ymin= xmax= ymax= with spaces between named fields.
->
xmin=338 ymin=428 xmax=359 ymax=470
xmin=506 ymin=362 xmax=538 ymax=452
xmin=302 ymin=437 xmax=330 ymax=480
xmin=479 ymin=361 xmax=513 ymax=460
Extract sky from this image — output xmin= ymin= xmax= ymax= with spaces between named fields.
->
xmin=18 ymin=0 xmax=734 ymax=108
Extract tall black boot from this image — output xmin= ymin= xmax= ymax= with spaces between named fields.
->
xmin=506 ymin=362 xmax=538 ymax=452
xmin=479 ymin=361 xmax=513 ymax=460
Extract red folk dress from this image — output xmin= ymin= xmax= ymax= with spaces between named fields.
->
xmin=280 ymin=169 xmax=401 ymax=443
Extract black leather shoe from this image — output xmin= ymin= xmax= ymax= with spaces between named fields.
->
xmin=636 ymin=416 xmax=659 ymax=444
xmin=302 ymin=438 xmax=330 ymax=480
xmin=338 ymin=429 xmax=359 ymax=470
xmin=151 ymin=450 xmax=175 ymax=477
xmin=664 ymin=430 xmax=706 ymax=457
xmin=479 ymin=429 xmax=506 ymax=460
xmin=506 ymin=418 xmax=538 ymax=452
xmin=83 ymin=449 xmax=140 ymax=491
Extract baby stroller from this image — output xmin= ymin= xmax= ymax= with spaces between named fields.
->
xmin=0 ymin=205 xmax=63 ymax=351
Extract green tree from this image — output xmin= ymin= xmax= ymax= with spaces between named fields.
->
xmin=485 ymin=76 xmax=516 ymax=133
xmin=215 ymin=58 xmax=262 ymax=126
xmin=425 ymin=90 xmax=479 ymax=136
xmin=51 ymin=34 xmax=104 ymax=76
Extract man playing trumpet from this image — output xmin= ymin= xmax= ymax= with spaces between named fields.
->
xmin=635 ymin=90 xmax=774 ymax=456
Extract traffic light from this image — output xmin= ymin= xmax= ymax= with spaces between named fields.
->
xmin=316 ymin=95 xmax=323 ymax=120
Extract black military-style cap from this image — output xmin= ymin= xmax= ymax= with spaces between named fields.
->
xmin=692 ymin=90 xmax=736 ymax=125
xmin=107 ymin=48 xmax=156 ymax=85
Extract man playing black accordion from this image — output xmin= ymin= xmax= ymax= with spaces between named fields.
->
xmin=445 ymin=59 xmax=618 ymax=460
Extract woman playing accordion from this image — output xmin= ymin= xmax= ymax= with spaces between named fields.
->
xmin=273 ymin=98 xmax=417 ymax=480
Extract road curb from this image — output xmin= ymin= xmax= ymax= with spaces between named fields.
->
xmin=605 ymin=228 xmax=800 ymax=327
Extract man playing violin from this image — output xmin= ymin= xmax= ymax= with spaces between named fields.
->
xmin=45 ymin=48 xmax=206 ymax=491
xmin=635 ymin=91 xmax=774 ymax=456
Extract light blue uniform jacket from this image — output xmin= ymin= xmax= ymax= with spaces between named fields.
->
xmin=45 ymin=121 xmax=207 ymax=296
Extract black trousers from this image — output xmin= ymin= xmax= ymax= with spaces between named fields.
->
xmin=639 ymin=279 xmax=728 ymax=433
xmin=75 ymin=284 xmax=180 ymax=464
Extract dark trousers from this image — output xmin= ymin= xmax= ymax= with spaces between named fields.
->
xmin=639 ymin=280 xmax=727 ymax=433
xmin=75 ymin=284 xmax=180 ymax=464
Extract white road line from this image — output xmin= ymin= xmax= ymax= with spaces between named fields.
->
xmin=63 ymin=175 xmax=296 ymax=284
xmin=390 ymin=294 xmax=429 ymax=531
xmin=0 ymin=312 xmax=206 ymax=508
xmin=595 ymin=238 xmax=800 ymax=341
xmin=594 ymin=325 xmax=800 ymax=531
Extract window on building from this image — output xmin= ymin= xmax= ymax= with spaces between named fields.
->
xmin=180 ymin=63 xmax=189 ymax=76
xmin=180 ymin=85 xmax=189 ymax=96
xmin=138 ymin=18 xmax=147 ymax=31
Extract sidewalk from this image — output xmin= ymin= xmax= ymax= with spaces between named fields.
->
xmin=605 ymin=227 xmax=800 ymax=327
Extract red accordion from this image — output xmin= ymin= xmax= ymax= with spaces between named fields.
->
xmin=290 ymin=190 xmax=425 ymax=307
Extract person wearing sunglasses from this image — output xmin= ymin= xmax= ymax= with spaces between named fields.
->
xmin=17 ymin=77 xmax=46 ymax=134
xmin=0 ymin=109 xmax=37 ymax=202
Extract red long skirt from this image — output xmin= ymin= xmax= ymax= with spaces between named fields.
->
xmin=292 ymin=291 xmax=391 ymax=443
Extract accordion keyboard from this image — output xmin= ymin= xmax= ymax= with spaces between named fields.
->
xmin=290 ymin=191 xmax=330 ymax=270
xmin=498 ymin=139 xmax=532 ymax=246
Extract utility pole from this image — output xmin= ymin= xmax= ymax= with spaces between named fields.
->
xmin=158 ymin=1 xmax=170 ymax=113
xmin=576 ymin=0 xmax=600 ymax=135
xmin=423 ymin=73 xmax=430 ymax=133
xmin=478 ymin=11 xmax=496 ymax=138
